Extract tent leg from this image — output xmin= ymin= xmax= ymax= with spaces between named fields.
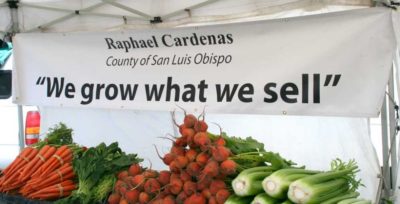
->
xmin=17 ymin=105 xmax=24 ymax=151
xmin=381 ymin=94 xmax=392 ymax=199
xmin=380 ymin=66 xmax=399 ymax=202
xmin=388 ymin=66 xmax=398 ymax=196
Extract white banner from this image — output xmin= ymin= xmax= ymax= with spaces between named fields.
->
xmin=13 ymin=8 xmax=396 ymax=117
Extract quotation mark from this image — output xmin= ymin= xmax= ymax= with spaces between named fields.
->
xmin=324 ymin=74 xmax=341 ymax=87
xmin=36 ymin=77 xmax=46 ymax=85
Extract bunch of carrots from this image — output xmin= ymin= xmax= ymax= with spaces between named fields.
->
xmin=108 ymin=110 xmax=237 ymax=204
xmin=0 ymin=144 xmax=78 ymax=200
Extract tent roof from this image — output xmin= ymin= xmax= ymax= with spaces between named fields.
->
xmin=0 ymin=0 xmax=373 ymax=36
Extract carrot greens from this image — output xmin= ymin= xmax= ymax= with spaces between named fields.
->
xmin=55 ymin=142 xmax=142 ymax=204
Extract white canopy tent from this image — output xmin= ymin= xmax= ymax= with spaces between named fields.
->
xmin=1 ymin=0 xmax=400 ymax=203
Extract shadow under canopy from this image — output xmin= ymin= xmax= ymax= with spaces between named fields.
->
xmin=0 ymin=70 xmax=11 ymax=99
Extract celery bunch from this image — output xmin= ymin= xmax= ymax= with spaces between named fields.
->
xmin=287 ymin=159 xmax=361 ymax=204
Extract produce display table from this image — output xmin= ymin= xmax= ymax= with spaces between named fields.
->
xmin=0 ymin=193 xmax=52 ymax=204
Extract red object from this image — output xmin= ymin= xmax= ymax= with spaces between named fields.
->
xmin=25 ymin=111 xmax=41 ymax=145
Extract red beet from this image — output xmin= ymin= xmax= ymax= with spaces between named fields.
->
xmin=194 ymin=132 xmax=211 ymax=148
xmin=201 ymin=189 xmax=212 ymax=199
xmin=170 ymin=178 xmax=183 ymax=195
xmin=154 ymin=145 xmax=175 ymax=165
xmin=158 ymin=170 xmax=171 ymax=186
xmin=163 ymin=195 xmax=176 ymax=204
xmin=107 ymin=193 xmax=120 ymax=204
xmin=175 ymin=156 xmax=189 ymax=169
xmin=128 ymin=164 xmax=142 ymax=176
xmin=187 ymin=193 xmax=206 ymax=204
xmin=171 ymin=146 xmax=186 ymax=156
xmin=196 ymin=152 xmax=210 ymax=167
xmin=139 ymin=192 xmax=150 ymax=204
xmin=208 ymin=196 xmax=218 ymax=204
xmin=215 ymin=189 xmax=230 ymax=204
xmin=183 ymin=180 xmax=197 ymax=196
xmin=184 ymin=114 xmax=197 ymax=128
xmin=131 ymin=174 xmax=145 ymax=189
xmin=211 ymin=146 xmax=231 ymax=162
xmin=125 ymin=189 xmax=140 ymax=203
xmin=194 ymin=120 xmax=208 ymax=132
xmin=169 ymin=161 xmax=180 ymax=173
xmin=209 ymin=180 xmax=226 ymax=195
xmin=220 ymin=160 xmax=237 ymax=175
xmin=186 ymin=162 xmax=201 ymax=177
xmin=176 ymin=191 xmax=187 ymax=204
xmin=202 ymin=160 xmax=219 ymax=178
xmin=185 ymin=149 xmax=198 ymax=162
xmin=144 ymin=178 xmax=161 ymax=194
xmin=118 ymin=171 xmax=129 ymax=180
xmin=214 ymin=136 xmax=226 ymax=146
xmin=143 ymin=169 xmax=159 ymax=178
xmin=180 ymin=171 xmax=191 ymax=182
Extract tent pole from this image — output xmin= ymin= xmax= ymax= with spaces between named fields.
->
xmin=17 ymin=105 xmax=24 ymax=151
xmin=388 ymin=66 xmax=398 ymax=195
xmin=19 ymin=3 xmax=145 ymax=21
xmin=9 ymin=0 xmax=19 ymax=34
xmin=375 ymin=176 xmax=384 ymax=204
xmin=161 ymin=0 xmax=219 ymax=20
xmin=25 ymin=2 xmax=107 ymax=33
xmin=7 ymin=0 xmax=24 ymax=152
xmin=381 ymin=93 xmax=391 ymax=199
xmin=101 ymin=0 xmax=152 ymax=20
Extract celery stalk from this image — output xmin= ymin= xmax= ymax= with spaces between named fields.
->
xmin=281 ymin=200 xmax=294 ymax=204
xmin=225 ymin=195 xmax=254 ymax=204
xmin=281 ymin=200 xmax=295 ymax=204
xmin=262 ymin=168 xmax=319 ymax=199
xmin=287 ymin=159 xmax=361 ymax=204
xmin=337 ymin=199 xmax=371 ymax=204
xmin=251 ymin=193 xmax=279 ymax=204
xmin=233 ymin=170 xmax=275 ymax=196
xmin=320 ymin=191 xmax=360 ymax=204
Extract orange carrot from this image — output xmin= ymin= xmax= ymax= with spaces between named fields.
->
xmin=1 ymin=181 xmax=24 ymax=192
xmin=33 ymin=163 xmax=74 ymax=189
xmin=32 ymin=191 xmax=72 ymax=200
xmin=28 ymin=163 xmax=72 ymax=187
xmin=1 ymin=168 xmax=22 ymax=186
xmin=42 ymin=153 xmax=73 ymax=174
xmin=0 ymin=148 xmax=38 ymax=193
xmin=19 ymin=145 xmax=56 ymax=182
xmin=2 ymin=147 xmax=34 ymax=175
xmin=1 ymin=148 xmax=38 ymax=188
xmin=28 ymin=180 xmax=76 ymax=199
xmin=31 ymin=146 xmax=57 ymax=173
xmin=34 ymin=145 xmax=70 ymax=177
xmin=18 ymin=145 xmax=50 ymax=181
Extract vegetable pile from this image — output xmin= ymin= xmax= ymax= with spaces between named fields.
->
xmin=0 ymin=123 xmax=143 ymax=204
xmin=0 ymin=112 xmax=375 ymax=204
xmin=226 ymin=159 xmax=372 ymax=204
xmin=107 ymin=110 xmax=294 ymax=204
xmin=0 ymin=123 xmax=81 ymax=200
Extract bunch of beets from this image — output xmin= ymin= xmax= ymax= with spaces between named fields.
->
xmin=109 ymin=111 xmax=237 ymax=204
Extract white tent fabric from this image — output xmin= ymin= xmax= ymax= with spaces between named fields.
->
xmin=0 ymin=0 xmax=371 ymax=35
xmin=40 ymin=107 xmax=380 ymax=199
xmin=2 ymin=0 xmax=400 ymax=202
